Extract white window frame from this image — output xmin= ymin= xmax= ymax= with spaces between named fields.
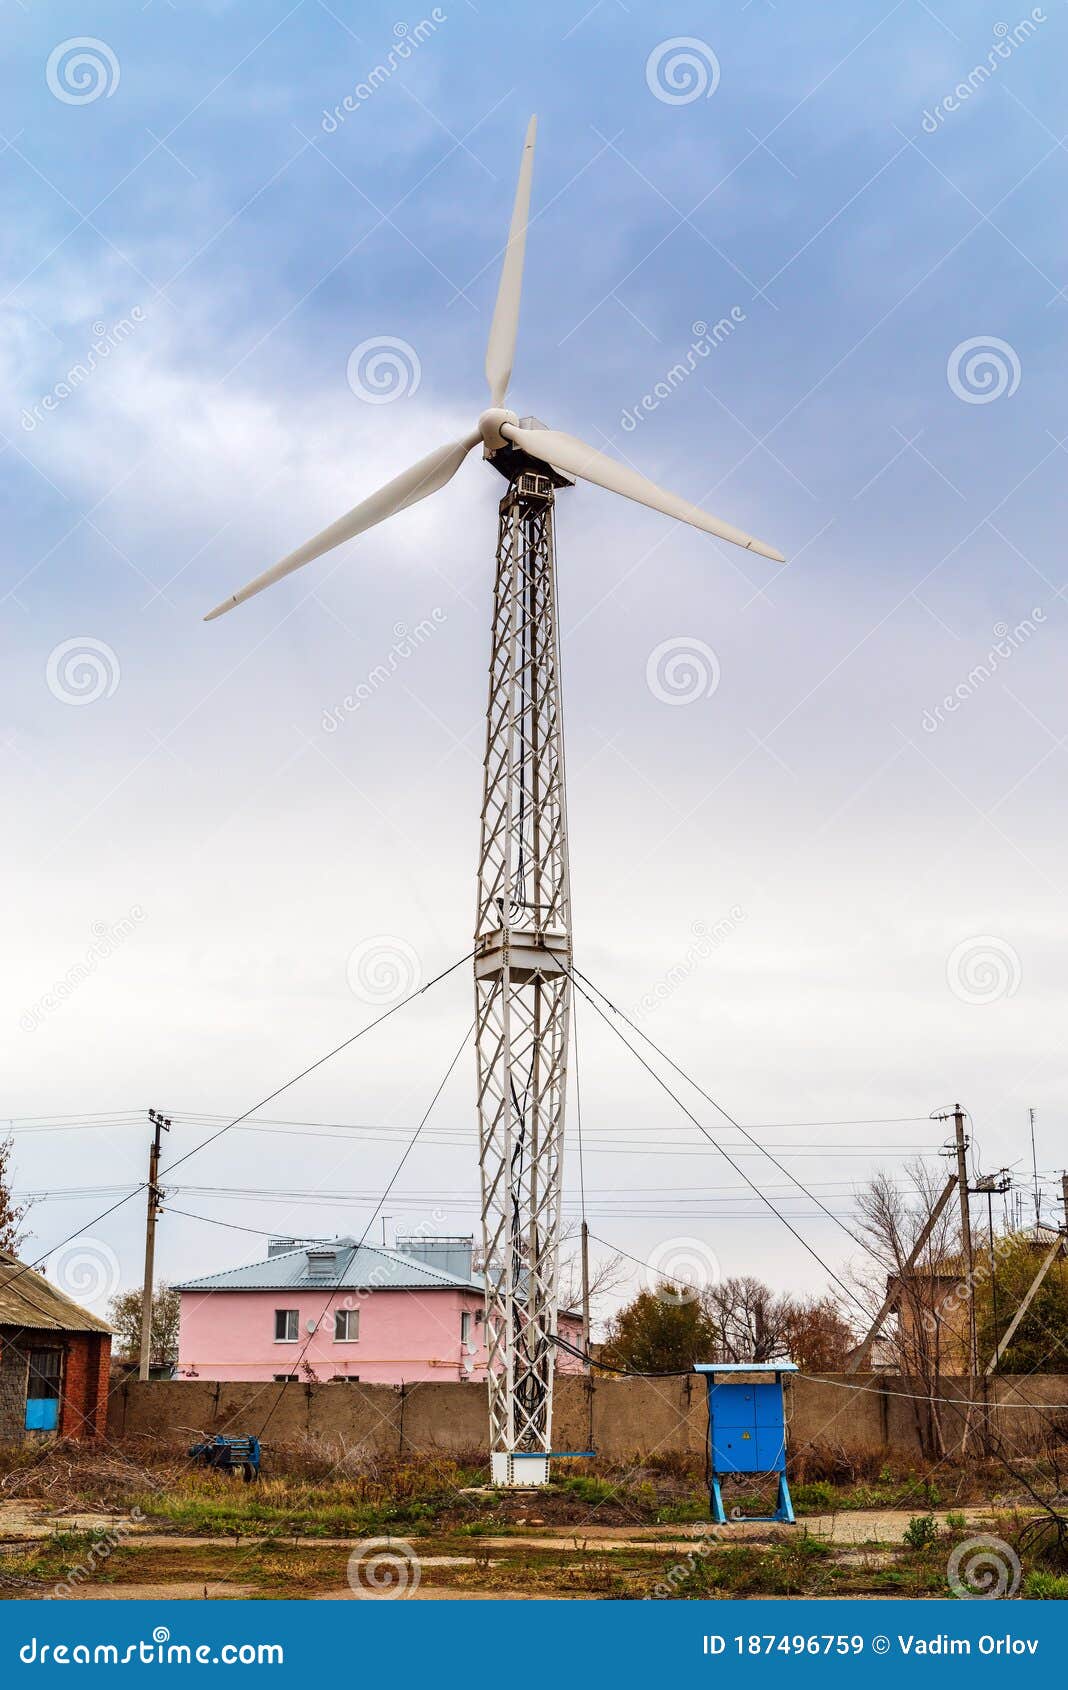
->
xmin=460 ymin=1310 xmax=472 ymax=1346
xmin=274 ymin=1308 xmax=299 ymax=1343
xmin=334 ymin=1308 xmax=360 ymax=1343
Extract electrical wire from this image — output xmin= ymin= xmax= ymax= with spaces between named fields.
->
xmin=0 ymin=951 xmax=474 ymax=1302
xmin=566 ymin=969 xmax=874 ymax=1321
xmin=255 ymin=1020 xmax=475 ymax=1437
xmin=572 ymin=963 xmax=871 ymax=1258
xmin=551 ymin=1330 xmax=691 ymax=1378
xmin=158 ymin=953 xmax=473 ymax=1183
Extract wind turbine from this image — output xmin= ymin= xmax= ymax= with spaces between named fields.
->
xmin=206 ymin=116 xmax=783 ymax=1486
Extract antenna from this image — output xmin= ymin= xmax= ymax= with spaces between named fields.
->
xmin=1029 ymin=1107 xmax=1041 ymax=1226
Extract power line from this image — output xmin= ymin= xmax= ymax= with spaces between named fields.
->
xmin=566 ymin=969 xmax=873 ymax=1320
xmin=157 ymin=953 xmax=473 ymax=1183
xmin=1 ymin=951 xmax=473 ymax=1302
xmin=255 ymin=1021 xmax=474 ymax=1437
xmin=573 ymin=963 xmax=876 ymax=1260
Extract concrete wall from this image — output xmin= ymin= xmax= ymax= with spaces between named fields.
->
xmin=107 ymin=1371 xmax=1068 ymax=1461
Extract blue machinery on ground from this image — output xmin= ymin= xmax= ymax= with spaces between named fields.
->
xmin=188 ymin=1434 xmax=261 ymax=1483
xmin=694 ymin=1361 xmax=796 ymax=1525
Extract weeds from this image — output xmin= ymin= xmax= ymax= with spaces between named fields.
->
xmin=903 ymin=1514 xmax=939 ymax=1549
xmin=1023 ymin=1570 xmax=1068 ymax=1598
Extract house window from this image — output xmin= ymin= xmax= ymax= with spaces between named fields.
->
xmin=273 ymin=1373 xmax=298 ymax=1383
xmin=274 ymin=1309 xmax=299 ymax=1342
xmin=25 ymin=1348 xmax=63 ymax=1433
xmin=334 ymin=1309 xmax=359 ymax=1342
xmin=460 ymin=1311 xmax=472 ymax=1346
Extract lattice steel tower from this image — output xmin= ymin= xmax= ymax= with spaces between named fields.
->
xmin=475 ymin=442 xmax=574 ymax=1486
xmin=206 ymin=115 xmax=783 ymax=1487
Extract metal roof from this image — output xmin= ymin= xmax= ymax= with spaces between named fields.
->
xmin=0 ymin=1251 xmax=112 ymax=1336
xmin=174 ymin=1238 xmax=485 ymax=1295
xmin=694 ymin=1361 xmax=798 ymax=1374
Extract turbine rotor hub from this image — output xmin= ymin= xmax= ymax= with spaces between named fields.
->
xmin=478 ymin=407 xmax=519 ymax=451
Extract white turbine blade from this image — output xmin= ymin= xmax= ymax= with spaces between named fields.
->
xmin=485 ymin=114 xmax=537 ymax=407
xmin=502 ymin=422 xmax=785 ymax=562
xmin=204 ymin=431 xmax=481 ymax=620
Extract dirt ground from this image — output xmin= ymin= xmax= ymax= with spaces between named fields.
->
xmin=0 ymin=1498 xmax=1003 ymax=1601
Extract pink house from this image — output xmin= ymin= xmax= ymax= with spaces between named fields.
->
xmin=176 ymin=1235 xmax=585 ymax=1384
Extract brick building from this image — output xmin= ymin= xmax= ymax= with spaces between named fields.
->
xmin=0 ymin=1250 xmax=112 ymax=1444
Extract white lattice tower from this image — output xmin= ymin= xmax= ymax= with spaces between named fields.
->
xmin=475 ymin=460 xmax=572 ymax=1484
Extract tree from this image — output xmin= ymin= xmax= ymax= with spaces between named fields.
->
xmin=976 ymin=1233 xmax=1068 ymax=1375
xmin=704 ymin=1275 xmax=793 ymax=1362
xmin=556 ymin=1230 xmax=629 ymax=1336
xmin=782 ymin=1293 xmax=854 ymax=1371
xmin=851 ymin=1161 xmax=961 ymax=1458
xmin=0 ymin=1137 xmax=29 ymax=1256
xmin=599 ymin=1286 xmax=715 ymax=1373
xmin=600 ymin=1273 xmax=857 ymax=1376
xmin=107 ymin=1283 xmax=181 ymax=1366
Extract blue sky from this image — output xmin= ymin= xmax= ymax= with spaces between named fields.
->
xmin=2 ymin=0 xmax=1066 ymax=1324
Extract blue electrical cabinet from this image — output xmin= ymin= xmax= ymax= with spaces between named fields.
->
xmin=694 ymin=1361 xmax=796 ymax=1525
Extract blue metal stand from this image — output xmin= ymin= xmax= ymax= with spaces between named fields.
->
xmin=695 ymin=1361 xmax=796 ymax=1526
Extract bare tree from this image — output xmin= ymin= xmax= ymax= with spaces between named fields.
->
xmin=702 ymin=1275 xmax=794 ymax=1362
xmin=851 ymin=1161 xmax=960 ymax=1459
xmin=0 ymin=1137 xmax=29 ymax=1257
xmin=556 ymin=1227 xmax=628 ymax=1332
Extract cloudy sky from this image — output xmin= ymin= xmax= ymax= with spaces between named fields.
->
xmin=2 ymin=0 xmax=1065 ymax=1326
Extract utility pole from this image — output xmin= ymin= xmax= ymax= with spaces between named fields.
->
xmin=972 ymin=1171 xmax=1011 ymax=1372
xmin=1062 ymin=1172 xmax=1068 ymax=1234
xmin=846 ymin=1174 xmax=959 ymax=1373
xmin=138 ymin=1108 xmax=170 ymax=1382
xmin=580 ymin=1219 xmax=591 ymax=1365
xmin=936 ymin=1104 xmax=978 ymax=1379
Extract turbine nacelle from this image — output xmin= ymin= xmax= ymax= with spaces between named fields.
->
xmin=204 ymin=117 xmax=784 ymax=622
